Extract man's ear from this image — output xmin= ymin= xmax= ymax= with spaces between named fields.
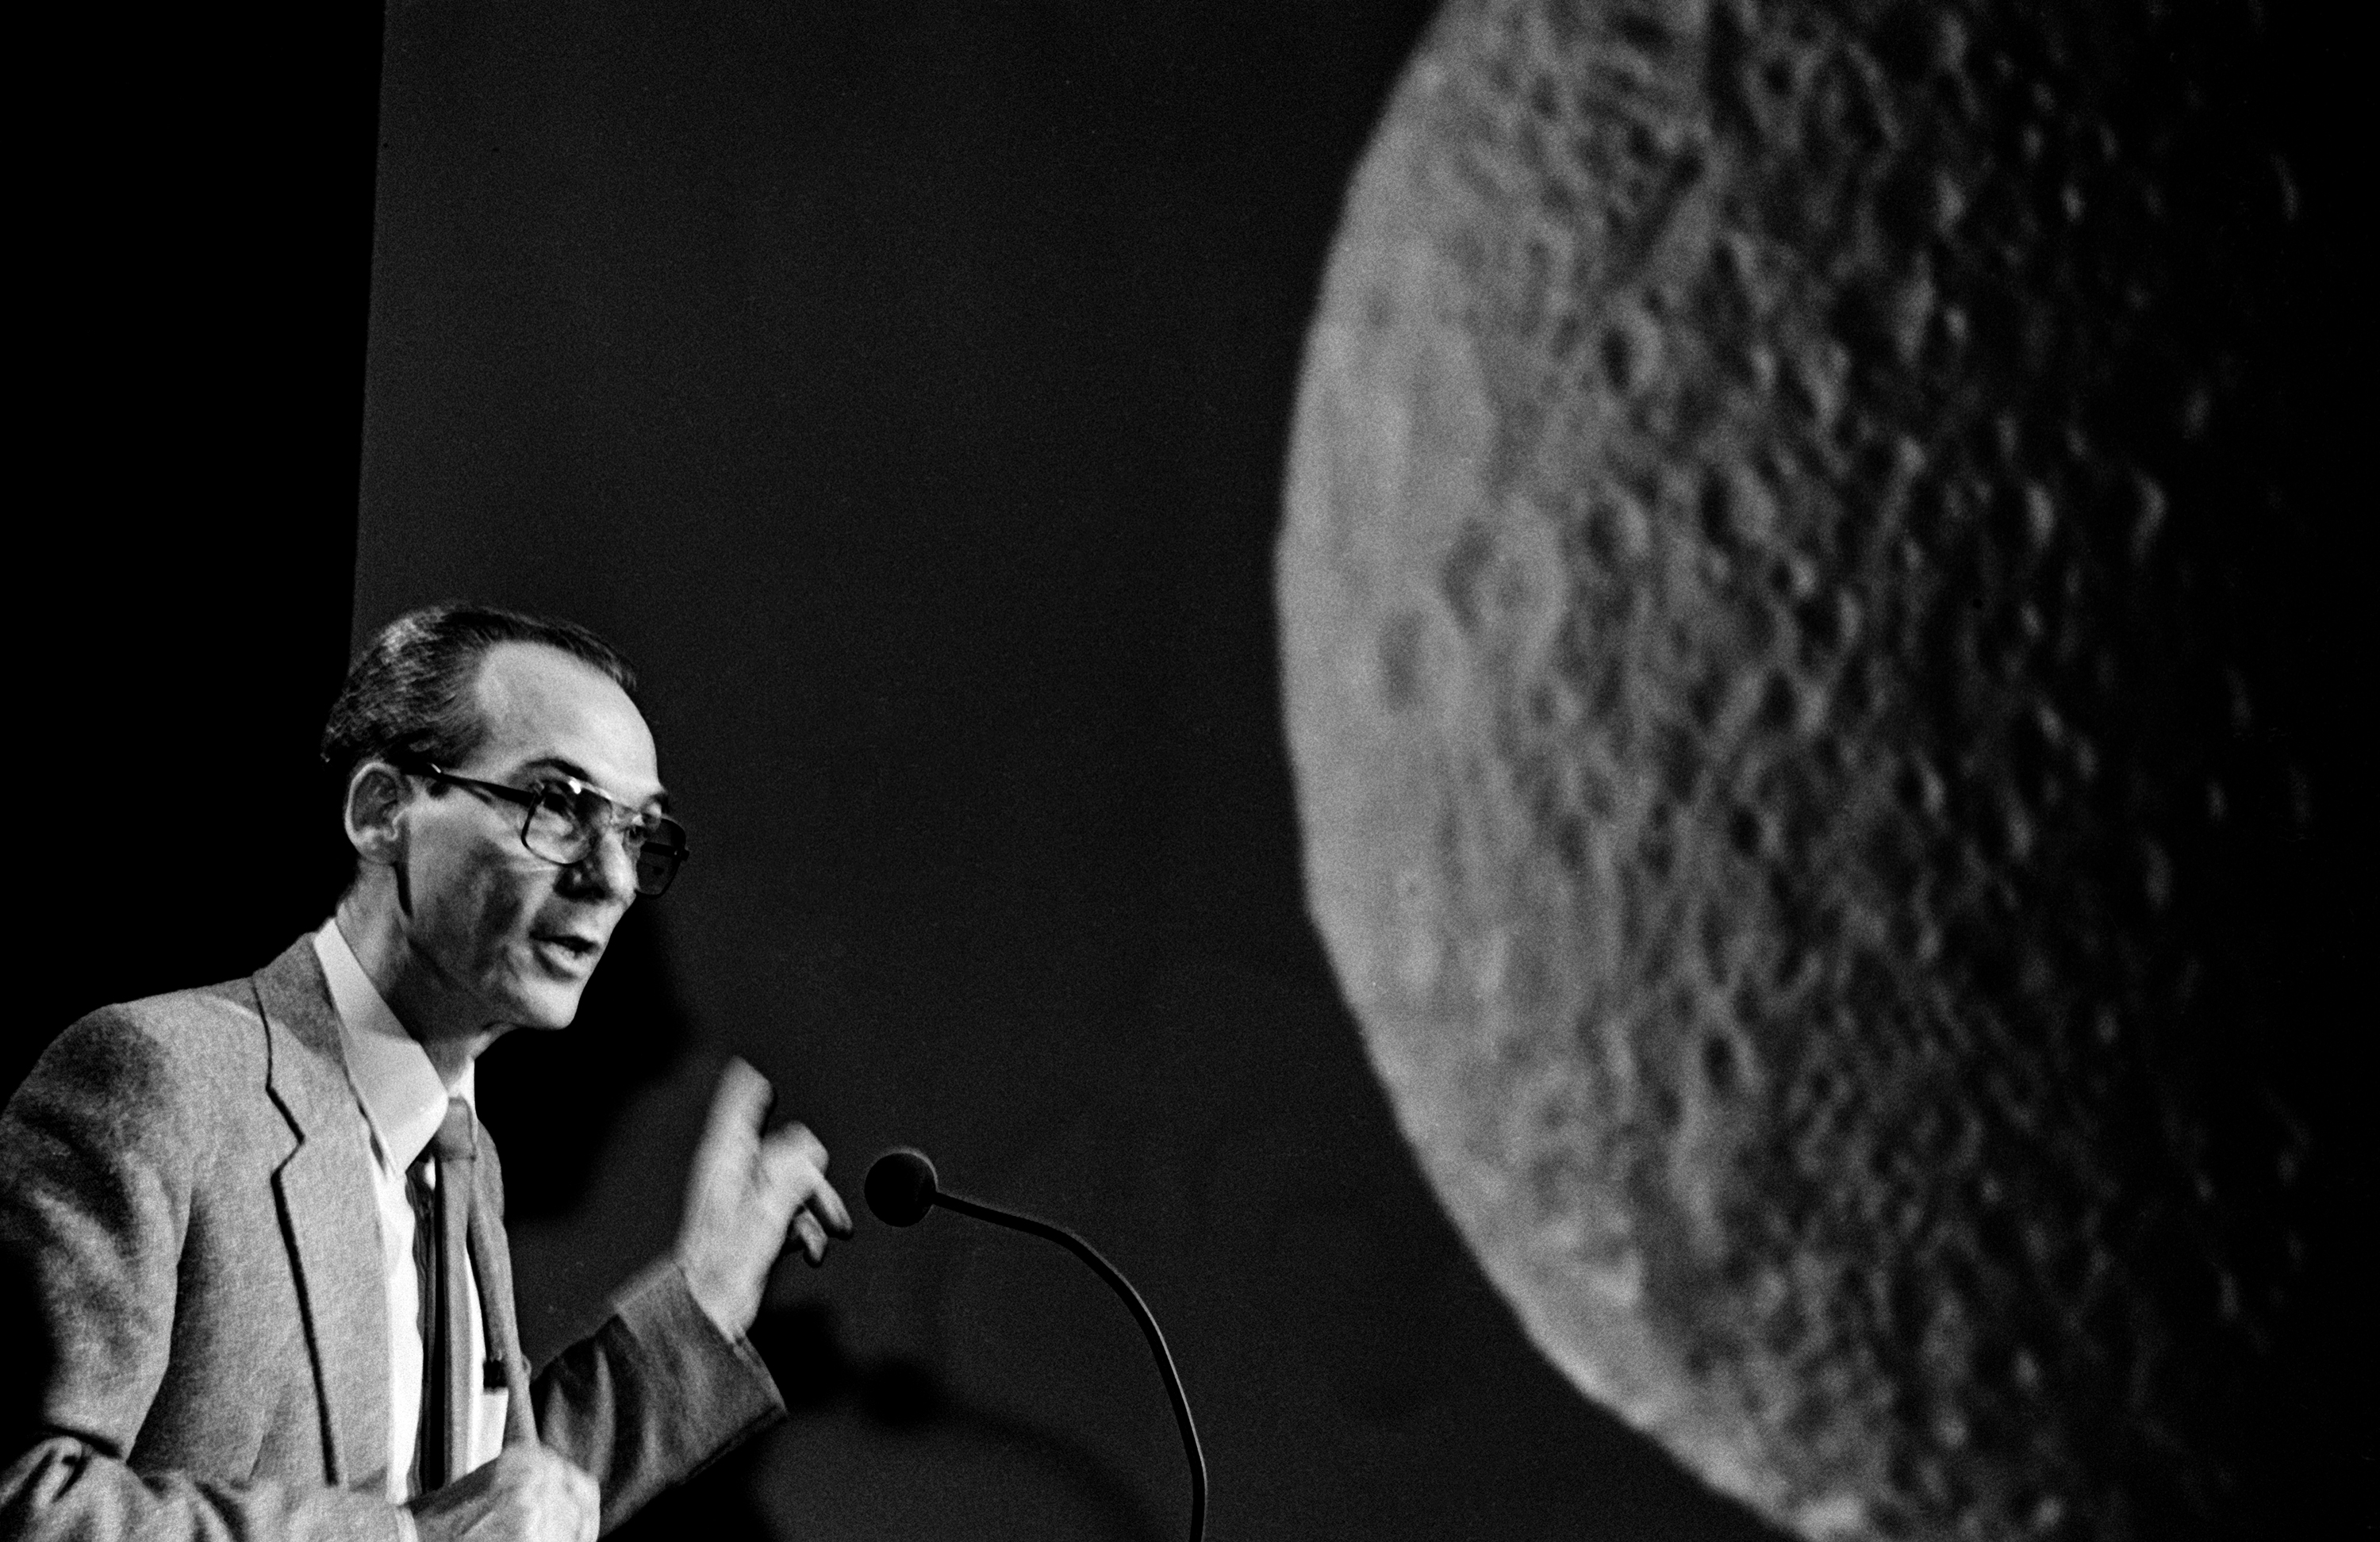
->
xmin=343 ymin=761 xmax=412 ymax=865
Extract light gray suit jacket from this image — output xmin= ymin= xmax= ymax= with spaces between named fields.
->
xmin=0 ymin=938 xmax=786 ymax=1540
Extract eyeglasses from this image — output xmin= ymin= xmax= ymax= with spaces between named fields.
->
xmin=413 ymin=762 xmax=690 ymax=896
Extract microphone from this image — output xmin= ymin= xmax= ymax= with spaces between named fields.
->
xmin=863 ymin=1146 xmax=938 ymax=1227
xmin=864 ymin=1148 xmax=1207 ymax=1542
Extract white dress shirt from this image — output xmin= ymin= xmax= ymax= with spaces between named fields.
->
xmin=312 ymin=922 xmax=510 ymax=1504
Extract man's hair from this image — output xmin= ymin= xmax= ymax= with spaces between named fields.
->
xmin=321 ymin=602 xmax=638 ymax=793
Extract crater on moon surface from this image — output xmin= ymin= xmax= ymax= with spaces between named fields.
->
xmin=1277 ymin=2 xmax=2336 ymax=1536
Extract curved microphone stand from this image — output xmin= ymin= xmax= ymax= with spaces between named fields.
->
xmin=864 ymin=1148 xmax=1207 ymax=1542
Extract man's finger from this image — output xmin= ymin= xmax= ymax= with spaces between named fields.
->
xmin=688 ymin=1061 xmax=773 ymax=1196
xmin=812 ymin=1179 xmax=854 ymax=1237
xmin=758 ymin=1138 xmax=853 ymax=1233
xmin=791 ymin=1209 xmax=828 ymax=1264
xmin=756 ymin=1130 xmax=827 ymax=1194
xmin=702 ymin=1057 xmax=774 ymax=1142
xmin=758 ymin=1120 xmax=827 ymax=1170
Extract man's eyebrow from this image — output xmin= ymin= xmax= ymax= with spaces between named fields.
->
xmin=519 ymin=755 xmax=670 ymax=811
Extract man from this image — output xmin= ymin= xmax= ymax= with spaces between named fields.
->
xmin=1 ymin=604 xmax=853 ymax=1540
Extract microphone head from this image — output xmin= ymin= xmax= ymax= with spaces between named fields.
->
xmin=864 ymin=1147 xmax=939 ymax=1227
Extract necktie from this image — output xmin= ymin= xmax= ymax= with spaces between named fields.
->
xmin=413 ymin=1098 xmax=477 ymax=1491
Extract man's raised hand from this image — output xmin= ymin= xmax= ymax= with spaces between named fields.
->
xmin=676 ymin=1057 xmax=854 ymax=1340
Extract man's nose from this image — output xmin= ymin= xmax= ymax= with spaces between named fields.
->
xmin=567 ymin=823 xmax=639 ymax=901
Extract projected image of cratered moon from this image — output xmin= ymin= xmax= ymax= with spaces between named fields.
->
xmin=1279 ymin=2 xmax=2332 ymax=1537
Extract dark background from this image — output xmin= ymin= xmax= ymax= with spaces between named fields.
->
xmin=16 ymin=2 xmax=2360 ymax=1539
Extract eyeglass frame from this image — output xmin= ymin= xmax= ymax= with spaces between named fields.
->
xmin=401 ymin=759 xmax=691 ymax=896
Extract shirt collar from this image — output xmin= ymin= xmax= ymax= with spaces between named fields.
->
xmin=312 ymin=919 xmax=474 ymax=1172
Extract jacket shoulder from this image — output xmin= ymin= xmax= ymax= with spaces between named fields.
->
xmin=94 ymin=973 xmax=267 ymax=1035
xmin=6 ymin=976 xmax=271 ymax=1143
xmin=68 ymin=975 xmax=267 ymax=1075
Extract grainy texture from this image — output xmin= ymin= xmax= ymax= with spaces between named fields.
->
xmin=1277 ymin=0 xmax=2332 ymax=1536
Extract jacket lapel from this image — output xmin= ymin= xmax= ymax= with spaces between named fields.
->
xmin=255 ymin=937 xmax=391 ymax=1493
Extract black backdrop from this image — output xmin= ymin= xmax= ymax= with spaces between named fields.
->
xmin=19 ymin=8 xmax=382 ymax=1091
xmin=349 ymin=6 xmax=1792 ymax=1537
xmin=17 ymin=2 xmax=2363 ymax=1539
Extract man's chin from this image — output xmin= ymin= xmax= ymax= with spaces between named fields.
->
xmin=501 ymin=981 xmax=589 ymax=1032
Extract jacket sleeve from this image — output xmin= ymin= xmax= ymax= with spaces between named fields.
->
xmin=0 ymin=1011 xmax=408 ymax=1542
xmin=529 ymin=1259 xmax=786 ymax=1534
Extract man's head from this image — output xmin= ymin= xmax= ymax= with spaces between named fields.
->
xmin=322 ymin=604 xmax=665 ymax=1040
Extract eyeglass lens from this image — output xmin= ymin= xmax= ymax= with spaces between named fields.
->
xmin=520 ymin=784 xmax=686 ymax=896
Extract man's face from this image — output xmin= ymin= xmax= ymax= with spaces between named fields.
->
xmin=396 ymin=641 xmax=663 ymax=1032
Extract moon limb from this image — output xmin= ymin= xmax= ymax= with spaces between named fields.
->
xmin=1278 ymin=2 xmax=2325 ymax=1536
